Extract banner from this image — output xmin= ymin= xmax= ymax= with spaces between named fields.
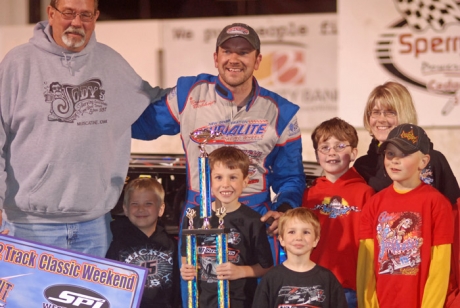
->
xmin=338 ymin=0 xmax=460 ymax=126
xmin=0 ymin=235 xmax=147 ymax=307
xmin=162 ymin=14 xmax=337 ymax=129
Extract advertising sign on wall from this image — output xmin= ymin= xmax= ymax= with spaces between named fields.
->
xmin=0 ymin=235 xmax=147 ymax=307
xmin=338 ymin=0 xmax=460 ymax=126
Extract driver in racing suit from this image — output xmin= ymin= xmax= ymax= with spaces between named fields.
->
xmin=132 ymin=22 xmax=305 ymax=306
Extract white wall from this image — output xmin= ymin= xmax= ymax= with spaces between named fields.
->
xmin=0 ymin=0 xmax=28 ymax=25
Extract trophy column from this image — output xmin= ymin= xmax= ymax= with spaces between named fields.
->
xmin=183 ymin=129 xmax=229 ymax=308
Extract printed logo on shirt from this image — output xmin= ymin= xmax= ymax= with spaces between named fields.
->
xmin=376 ymin=211 xmax=422 ymax=276
xmin=241 ymin=149 xmax=263 ymax=181
xmin=312 ymin=195 xmax=360 ymax=218
xmin=278 ymin=285 xmax=325 ymax=306
xmin=203 ymin=119 xmax=268 ymax=144
xmin=228 ymin=228 xmax=242 ymax=245
xmin=122 ymin=246 xmax=174 ymax=289
xmin=288 ymin=118 xmax=300 ymax=138
xmin=421 ymin=166 xmax=434 ymax=185
xmin=44 ymin=79 xmax=107 ymax=124
xmin=189 ymin=96 xmax=216 ymax=108
xmin=197 ymin=234 xmax=241 ymax=283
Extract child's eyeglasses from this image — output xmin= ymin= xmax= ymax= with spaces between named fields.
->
xmin=383 ymin=149 xmax=407 ymax=160
xmin=317 ymin=144 xmax=351 ymax=154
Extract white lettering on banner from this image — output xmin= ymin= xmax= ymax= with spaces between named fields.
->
xmin=49 ymin=291 xmax=106 ymax=307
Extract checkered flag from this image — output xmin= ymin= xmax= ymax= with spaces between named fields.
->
xmin=393 ymin=0 xmax=460 ymax=31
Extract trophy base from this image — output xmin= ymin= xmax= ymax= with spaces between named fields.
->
xmin=183 ymin=228 xmax=230 ymax=235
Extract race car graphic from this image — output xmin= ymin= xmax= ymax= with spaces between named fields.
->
xmin=379 ymin=250 xmax=421 ymax=274
xmin=197 ymin=234 xmax=241 ymax=281
xmin=278 ymin=285 xmax=326 ymax=305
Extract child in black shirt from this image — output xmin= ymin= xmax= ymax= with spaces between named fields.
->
xmin=180 ymin=146 xmax=274 ymax=307
xmin=253 ymin=208 xmax=347 ymax=308
xmin=106 ymin=177 xmax=179 ymax=308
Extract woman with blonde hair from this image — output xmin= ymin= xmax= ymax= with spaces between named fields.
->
xmin=354 ymin=81 xmax=459 ymax=204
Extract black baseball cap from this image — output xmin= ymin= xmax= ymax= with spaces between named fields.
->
xmin=379 ymin=124 xmax=431 ymax=155
xmin=216 ymin=23 xmax=260 ymax=51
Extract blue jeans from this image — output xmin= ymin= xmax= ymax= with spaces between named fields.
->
xmin=1 ymin=213 xmax=112 ymax=258
xmin=344 ymin=288 xmax=357 ymax=308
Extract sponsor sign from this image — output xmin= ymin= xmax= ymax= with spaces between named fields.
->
xmin=338 ymin=0 xmax=460 ymax=126
xmin=0 ymin=235 xmax=146 ymax=307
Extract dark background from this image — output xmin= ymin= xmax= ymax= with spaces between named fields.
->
xmin=29 ymin=0 xmax=336 ymax=23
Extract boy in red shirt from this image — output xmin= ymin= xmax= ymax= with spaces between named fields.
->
xmin=303 ymin=117 xmax=375 ymax=308
xmin=358 ymin=124 xmax=453 ymax=308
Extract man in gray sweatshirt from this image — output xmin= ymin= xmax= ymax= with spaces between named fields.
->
xmin=0 ymin=0 xmax=167 ymax=257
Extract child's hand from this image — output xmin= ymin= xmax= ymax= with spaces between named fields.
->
xmin=0 ymin=229 xmax=9 ymax=235
xmin=180 ymin=263 xmax=197 ymax=281
xmin=215 ymin=262 xmax=243 ymax=280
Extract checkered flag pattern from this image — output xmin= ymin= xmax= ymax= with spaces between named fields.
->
xmin=394 ymin=0 xmax=460 ymax=31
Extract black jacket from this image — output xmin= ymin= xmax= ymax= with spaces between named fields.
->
xmin=106 ymin=216 xmax=180 ymax=308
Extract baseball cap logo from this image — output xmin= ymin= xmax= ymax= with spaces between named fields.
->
xmin=400 ymin=129 xmax=418 ymax=144
xmin=227 ymin=26 xmax=250 ymax=35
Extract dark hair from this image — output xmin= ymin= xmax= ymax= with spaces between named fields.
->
xmin=123 ymin=177 xmax=164 ymax=206
xmin=208 ymin=146 xmax=250 ymax=178
xmin=311 ymin=117 xmax=358 ymax=150
xmin=50 ymin=0 xmax=99 ymax=12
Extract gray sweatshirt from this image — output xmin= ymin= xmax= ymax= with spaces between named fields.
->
xmin=0 ymin=21 xmax=164 ymax=223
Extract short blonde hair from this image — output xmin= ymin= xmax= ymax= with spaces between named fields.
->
xmin=363 ymin=81 xmax=418 ymax=135
xmin=123 ymin=177 xmax=165 ymax=206
xmin=279 ymin=208 xmax=321 ymax=240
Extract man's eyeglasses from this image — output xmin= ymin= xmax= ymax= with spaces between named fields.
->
xmin=383 ymin=149 xmax=407 ymax=160
xmin=317 ymin=144 xmax=351 ymax=154
xmin=368 ymin=110 xmax=397 ymax=118
xmin=53 ymin=6 xmax=95 ymax=22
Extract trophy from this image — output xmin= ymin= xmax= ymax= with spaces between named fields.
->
xmin=183 ymin=128 xmax=229 ymax=308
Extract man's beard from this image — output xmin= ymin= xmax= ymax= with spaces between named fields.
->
xmin=62 ymin=26 xmax=86 ymax=49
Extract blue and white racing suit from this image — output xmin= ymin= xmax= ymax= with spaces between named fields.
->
xmin=132 ymin=73 xmax=305 ymax=303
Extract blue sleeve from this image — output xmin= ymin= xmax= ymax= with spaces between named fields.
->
xmin=131 ymin=89 xmax=180 ymax=140
xmin=268 ymin=137 xmax=305 ymax=210
xmin=132 ymin=76 xmax=210 ymax=140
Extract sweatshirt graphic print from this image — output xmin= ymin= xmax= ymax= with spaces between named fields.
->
xmin=44 ymin=78 xmax=107 ymax=124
